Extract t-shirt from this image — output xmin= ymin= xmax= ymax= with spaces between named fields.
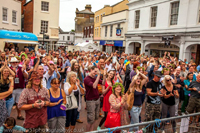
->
xmin=146 ymin=80 xmax=162 ymax=104
xmin=84 ymin=76 xmax=102 ymax=100
xmin=188 ymin=81 xmax=200 ymax=98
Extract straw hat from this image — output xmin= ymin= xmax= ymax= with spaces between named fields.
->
xmin=10 ymin=57 xmax=19 ymax=63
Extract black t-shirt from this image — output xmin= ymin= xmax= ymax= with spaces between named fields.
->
xmin=162 ymin=85 xmax=176 ymax=106
xmin=0 ymin=82 xmax=11 ymax=100
xmin=188 ymin=81 xmax=200 ymax=98
xmin=146 ymin=80 xmax=162 ymax=104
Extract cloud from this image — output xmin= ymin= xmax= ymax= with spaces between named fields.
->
xmin=59 ymin=0 xmax=122 ymax=31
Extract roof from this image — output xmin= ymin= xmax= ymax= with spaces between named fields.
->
xmin=59 ymin=27 xmax=75 ymax=34
xmin=0 ymin=30 xmax=38 ymax=41
xmin=76 ymin=9 xmax=94 ymax=14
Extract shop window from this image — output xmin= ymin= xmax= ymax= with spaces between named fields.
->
xmin=41 ymin=1 xmax=49 ymax=12
xmin=135 ymin=10 xmax=140 ymax=28
xmin=12 ymin=10 xmax=17 ymax=23
xmin=67 ymin=36 xmax=70 ymax=40
xmin=110 ymin=25 xmax=113 ymax=37
xmin=170 ymin=2 xmax=179 ymax=25
xmin=151 ymin=7 xmax=157 ymax=27
xmin=41 ymin=20 xmax=48 ymax=33
xmin=2 ymin=8 xmax=8 ymax=22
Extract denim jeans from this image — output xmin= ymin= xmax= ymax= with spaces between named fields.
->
xmin=6 ymin=97 xmax=14 ymax=116
xmin=129 ymin=106 xmax=142 ymax=131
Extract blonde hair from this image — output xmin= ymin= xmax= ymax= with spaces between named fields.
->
xmin=26 ymin=79 xmax=43 ymax=89
xmin=163 ymin=75 xmax=172 ymax=86
xmin=66 ymin=71 xmax=77 ymax=84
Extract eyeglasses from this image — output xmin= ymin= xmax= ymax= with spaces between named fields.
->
xmin=166 ymin=79 xmax=171 ymax=82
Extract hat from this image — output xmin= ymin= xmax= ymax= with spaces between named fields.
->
xmin=154 ymin=70 xmax=162 ymax=78
xmin=10 ymin=57 xmax=19 ymax=63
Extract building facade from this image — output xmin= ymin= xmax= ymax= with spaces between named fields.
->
xmin=94 ymin=0 xmax=129 ymax=47
xmin=126 ymin=0 xmax=200 ymax=64
xmin=83 ymin=25 xmax=93 ymax=43
xmin=57 ymin=27 xmax=75 ymax=50
xmin=0 ymin=0 xmax=21 ymax=31
xmin=21 ymin=0 xmax=60 ymax=51
xmin=75 ymin=5 xmax=94 ymax=44
xmin=100 ymin=10 xmax=128 ymax=53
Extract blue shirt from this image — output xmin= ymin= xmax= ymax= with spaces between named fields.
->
xmin=197 ymin=65 xmax=200 ymax=72
xmin=184 ymin=79 xmax=193 ymax=96
xmin=0 ymin=125 xmax=26 ymax=133
xmin=62 ymin=59 xmax=71 ymax=69
xmin=46 ymin=71 xmax=61 ymax=89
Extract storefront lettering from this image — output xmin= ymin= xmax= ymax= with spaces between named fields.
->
xmin=4 ymin=33 xmax=36 ymax=40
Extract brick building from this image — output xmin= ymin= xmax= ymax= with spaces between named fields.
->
xmin=75 ymin=5 xmax=94 ymax=44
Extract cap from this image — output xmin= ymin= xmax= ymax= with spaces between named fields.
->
xmin=154 ymin=70 xmax=162 ymax=78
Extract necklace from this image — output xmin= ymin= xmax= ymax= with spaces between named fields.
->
xmin=52 ymin=88 xmax=58 ymax=93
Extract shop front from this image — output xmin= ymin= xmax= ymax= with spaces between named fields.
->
xmin=0 ymin=30 xmax=38 ymax=52
xmin=100 ymin=40 xmax=125 ymax=53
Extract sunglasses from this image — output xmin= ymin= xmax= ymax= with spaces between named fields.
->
xmin=166 ymin=79 xmax=171 ymax=82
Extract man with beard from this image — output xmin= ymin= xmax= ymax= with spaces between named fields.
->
xmin=10 ymin=57 xmax=28 ymax=120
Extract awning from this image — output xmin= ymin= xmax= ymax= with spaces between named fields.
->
xmin=5 ymin=40 xmax=39 ymax=45
xmin=0 ymin=30 xmax=38 ymax=41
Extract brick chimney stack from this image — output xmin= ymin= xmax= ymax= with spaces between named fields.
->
xmin=85 ymin=4 xmax=92 ymax=11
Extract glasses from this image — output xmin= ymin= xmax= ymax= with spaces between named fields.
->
xmin=166 ymin=79 xmax=171 ymax=82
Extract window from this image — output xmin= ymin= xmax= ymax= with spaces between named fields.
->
xmin=100 ymin=28 xmax=101 ymax=36
xmin=105 ymin=26 xmax=107 ymax=37
xmin=41 ymin=1 xmax=49 ymax=11
xmin=26 ymin=0 xmax=31 ymax=3
xmin=95 ymin=29 xmax=96 ymax=36
xmin=151 ymin=7 xmax=157 ymax=27
xmin=97 ymin=28 xmax=99 ymax=37
xmin=67 ymin=36 xmax=70 ymax=40
xmin=63 ymin=36 xmax=65 ymax=40
xmin=135 ymin=10 xmax=140 ymax=28
xmin=40 ymin=20 xmax=48 ymax=33
xmin=2 ymin=8 xmax=8 ymax=21
xmin=12 ymin=10 xmax=17 ymax=23
xmin=170 ymin=2 xmax=179 ymax=25
xmin=199 ymin=7 xmax=200 ymax=23
xmin=110 ymin=25 xmax=113 ymax=37
xmin=101 ymin=15 xmax=102 ymax=22
xmin=91 ymin=27 xmax=93 ymax=34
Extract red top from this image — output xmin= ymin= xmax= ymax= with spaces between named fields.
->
xmin=103 ymin=81 xmax=113 ymax=112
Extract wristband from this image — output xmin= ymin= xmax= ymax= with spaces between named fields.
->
xmin=32 ymin=104 xmax=34 ymax=108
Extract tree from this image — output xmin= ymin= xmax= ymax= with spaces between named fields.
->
xmin=71 ymin=29 xmax=75 ymax=32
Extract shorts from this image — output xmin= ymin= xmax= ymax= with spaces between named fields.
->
xmin=86 ymin=98 xmax=100 ymax=124
xmin=186 ymin=96 xmax=200 ymax=113
xmin=12 ymin=89 xmax=23 ymax=103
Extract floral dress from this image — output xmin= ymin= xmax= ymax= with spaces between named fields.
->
xmin=0 ymin=99 xmax=8 ymax=127
xmin=109 ymin=94 xmax=128 ymax=126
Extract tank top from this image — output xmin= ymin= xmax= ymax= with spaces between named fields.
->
xmin=133 ymin=90 xmax=143 ymax=106
xmin=162 ymin=86 xmax=176 ymax=106
xmin=47 ymin=89 xmax=66 ymax=120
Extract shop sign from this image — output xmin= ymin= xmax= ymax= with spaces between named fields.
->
xmin=105 ymin=41 xmax=114 ymax=46
xmin=116 ymin=29 xmax=121 ymax=36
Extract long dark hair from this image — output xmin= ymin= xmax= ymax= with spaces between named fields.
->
xmin=107 ymin=70 xmax=115 ymax=86
xmin=186 ymin=72 xmax=193 ymax=80
xmin=71 ymin=62 xmax=83 ymax=83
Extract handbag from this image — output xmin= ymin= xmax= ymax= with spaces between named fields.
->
xmin=65 ymin=91 xmax=78 ymax=110
xmin=104 ymin=112 xmax=121 ymax=128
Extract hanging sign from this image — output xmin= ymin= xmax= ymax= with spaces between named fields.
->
xmin=116 ymin=29 xmax=121 ymax=36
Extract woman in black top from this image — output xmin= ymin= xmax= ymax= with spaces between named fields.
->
xmin=160 ymin=75 xmax=179 ymax=133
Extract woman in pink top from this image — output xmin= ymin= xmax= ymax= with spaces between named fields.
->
xmin=97 ymin=70 xmax=115 ymax=130
xmin=105 ymin=83 xmax=128 ymax=133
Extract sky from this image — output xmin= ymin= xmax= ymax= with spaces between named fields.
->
xmin=59 ymin=0 xmax=122 ymax=31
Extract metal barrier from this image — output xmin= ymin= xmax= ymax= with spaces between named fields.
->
xmin=85 ymin=112 xmax=200 ymax=133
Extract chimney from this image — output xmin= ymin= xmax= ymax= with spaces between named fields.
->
xmin=85 ymin=4 xmax=92 ymax=11
xmin=104 ymin=5 xmax=110 ymax=8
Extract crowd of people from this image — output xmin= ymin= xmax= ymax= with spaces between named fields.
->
xmin=0 ymin=47 xmax=200 ymax=133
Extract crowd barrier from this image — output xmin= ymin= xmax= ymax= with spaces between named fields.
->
xmin=86 ymin=112 xmax=200 ymax=133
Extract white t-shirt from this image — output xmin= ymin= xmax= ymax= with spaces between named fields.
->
xmin=42 ymin=72 xmax=50 ymax=88
xmin=105 ymin=63 xmax=113 ymax=72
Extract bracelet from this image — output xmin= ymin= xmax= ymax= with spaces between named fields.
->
xmin=32 ymin=104 xmax=34 ymax=108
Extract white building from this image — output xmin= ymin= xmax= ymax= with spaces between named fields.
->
xmin=57 ymin=28 xmax=75 ymax=49
xmin=0 ymin=0 xmax=21 ymax=31
xmin=100 ymin=10 xmax=128 ymax=53
xmin=126 ymin=0 xmax=200 ymax=63
xmin=22 ymin=0 xmax=60 ymax=51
